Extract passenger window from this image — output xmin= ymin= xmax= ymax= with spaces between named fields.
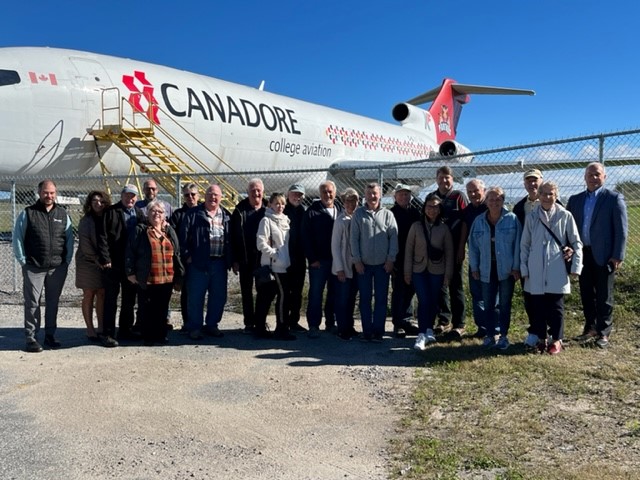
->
xmin=0 ymin=70 xmax=20 ymax=86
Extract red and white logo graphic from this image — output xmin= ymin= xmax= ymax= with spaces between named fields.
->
xmin=122 ymin=70 xmax=160 ymax=124
xmin=28 ymin=72 xmax=58 ymax=85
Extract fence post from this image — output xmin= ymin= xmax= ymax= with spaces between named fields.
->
xmin=599 ymin=135 xmax=605 ymax=164
xmin=11 ymin=180 xmax=17 ymax=293
xmin=378 ymin=167 xmax=384 ymax=190
xmin=174 ymin=174 xmax=181 ymax=208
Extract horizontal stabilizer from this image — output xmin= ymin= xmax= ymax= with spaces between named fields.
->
xmin=407 ymin=82 xmax=535 ymax=106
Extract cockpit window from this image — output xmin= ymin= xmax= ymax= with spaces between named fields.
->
xmin=0 ymin=70 xmax=20 ymax=86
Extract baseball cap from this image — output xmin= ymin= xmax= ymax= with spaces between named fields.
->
xmin=523 ymin=169 xmax=542 ymax=180
xmin=121 ymin=184 xmax=139 ymax=195
xmin=394 ymin=183 xmax=412 ymax=193
xmin=288 ymin=184 xmax=305 ymax=195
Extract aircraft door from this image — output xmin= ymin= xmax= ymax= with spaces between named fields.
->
xmin=69 ymin=57 xmax=113 ymax=125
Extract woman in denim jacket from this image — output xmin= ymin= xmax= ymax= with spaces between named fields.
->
xmin=468 ymin=186 xmax=522 ymax=351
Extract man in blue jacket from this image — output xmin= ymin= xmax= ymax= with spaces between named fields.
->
xmin=302 ymin=180 xmax=342 ymax=337
xmin=180 ymin=184 xmax=233 ymax=340
xmin=567 ymin=162 xmax=628 ymax=348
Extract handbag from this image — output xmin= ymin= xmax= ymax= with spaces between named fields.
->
xmin=540 ymin=221 xmax=572 ymax=274
xmin=254 ymin=229 xmax=275 ymax=288
xmin=254 ymin=264 xmax=275 ymax=288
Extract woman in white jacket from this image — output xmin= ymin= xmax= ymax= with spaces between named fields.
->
xmin=331 ymin=188 xmax=360 ymax=340
xmin=520 ymin=181 xmax=582 ymax=354
xmin=255 ymin=193 xmax=294 ymax=340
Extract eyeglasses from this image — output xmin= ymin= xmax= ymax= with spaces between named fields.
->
xmin=150 ymin=210 xmax=164 ymax=215
xmin=184 ymin=192 xmax=197 ymax=197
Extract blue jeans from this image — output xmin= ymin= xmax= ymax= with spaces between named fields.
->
xmin=186 ymin=258 xmax=227 ymax=332
xmin=412 ymin=271 xmax=444 ymax=333
xmin=306 ymin=259 xmax=335 ymax=329
xmin=468 ymin=267 xmax=484 ymax=331
xmin=481 ymin=276 xmax=515 ymax=337
xmin=357 ymin=264 xmax=390 ymax=336
xmin=334 ymin=270 xmax=358 ymax=334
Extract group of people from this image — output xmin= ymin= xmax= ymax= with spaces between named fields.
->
xmin=12 ymin=162 xmax=627 ymax=356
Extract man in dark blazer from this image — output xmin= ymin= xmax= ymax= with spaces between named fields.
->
xmin=567 ymin=162 xmax=628 ymax=348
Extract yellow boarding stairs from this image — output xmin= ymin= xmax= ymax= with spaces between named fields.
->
xmin=89 ymin=88 xmax=244 ymax=211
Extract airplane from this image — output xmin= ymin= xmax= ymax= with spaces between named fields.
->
xmin=0 ymin=46 xmax=535 ymax=198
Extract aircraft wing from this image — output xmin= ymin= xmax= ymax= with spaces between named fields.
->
xmin=407 ymin=82 xmax=535 ymax=106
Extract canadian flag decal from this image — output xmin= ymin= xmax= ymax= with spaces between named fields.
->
xmin=28 ymin=72 xmax=58 ymax=85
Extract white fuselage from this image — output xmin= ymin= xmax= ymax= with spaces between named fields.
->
xmin=0 ymin=47 xmax=442 ymax=190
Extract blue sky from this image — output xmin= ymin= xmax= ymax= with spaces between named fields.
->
xmin=2 ymin=0 xmax=640 ymax=151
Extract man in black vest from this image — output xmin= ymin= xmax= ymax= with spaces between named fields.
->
xmin=12 ymin=179 xmax=74 ymax=353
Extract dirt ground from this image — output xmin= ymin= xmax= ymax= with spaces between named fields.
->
xmin=0 ymin=294 xmax=420 ymax=480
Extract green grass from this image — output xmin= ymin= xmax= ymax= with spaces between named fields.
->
xmin=390 ymin=262 xmax=640 ymax=479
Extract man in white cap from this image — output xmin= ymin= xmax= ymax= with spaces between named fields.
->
xmin=284 ymin=183 xmax=308 ymax=331
xmin=97 ymin=184 xmax=145 ymax=347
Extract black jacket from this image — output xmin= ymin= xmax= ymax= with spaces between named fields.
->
xmin=97 ymin=201 xmax=145 ymax=271
xmin=230 ymin=197 xmax=267 ymax=266
xmin=302 ymin=200 xmax=342 ymax=264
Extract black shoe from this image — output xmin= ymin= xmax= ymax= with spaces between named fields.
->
xmin=117 ymin=330 xmax=141 ymax=341
xmin=399 ymin=321 xmax=420 ymax=336
xmin=203 ymin=325 xmax=224 ymax=338
xmin=290 ymin=323 xmax=308 ymax=332
xmin=393 ymin=327 xmax=407 ymax=338
xmin=274 ymin=330 xmax=296 ymax=341
xmin=25 ymin=339 xmax=43 ymax=353
xmin=325 ymin=323 xmax=338 ymax=334
xmin=472 ymin=329 xmax=487 ymax=339
xmin=371 ymin=334 xmax=384 ymax=343
xmin=99 ymin=335 xmax=119 ymax=348
xmin=574 ymin=330 xmax=597 ymax=344
xmin=44 ymin=335 xmax=61 ymax=349
xmin=242 ymin=325 xmax=255 ymax=335
xmin=254 ymin=329 xmax=273 ymax=339
xmin=338 ymin=331 xmax=353 ymax=341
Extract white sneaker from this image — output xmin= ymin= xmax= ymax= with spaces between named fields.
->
xmin=496 ymin=336 xmax=510 ymax=350
xmin=482 ymin=336 xmax=496 ymax=348
xmin=524 ymin=333 xmax=538 ymax=348
xmin=425 ymin=329 xmax=436 ymax=344
xmin=414 ymin=333 xmax=427 ymax=351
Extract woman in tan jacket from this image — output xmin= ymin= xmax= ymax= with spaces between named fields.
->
xmin=404 ymin=193 xmax=454 ymax=351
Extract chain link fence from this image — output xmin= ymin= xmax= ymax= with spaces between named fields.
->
xmin=1 ymin=128 xmax=638 ymax=295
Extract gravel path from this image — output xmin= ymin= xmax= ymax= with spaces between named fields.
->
xmin=0 ymin=297 xmax=420 ymax=479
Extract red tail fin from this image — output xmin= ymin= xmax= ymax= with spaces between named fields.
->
xmin=427 ymin=78 xmax=469 ymax=144
xmin=405 ymin=79 xmax=534 ymax=145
